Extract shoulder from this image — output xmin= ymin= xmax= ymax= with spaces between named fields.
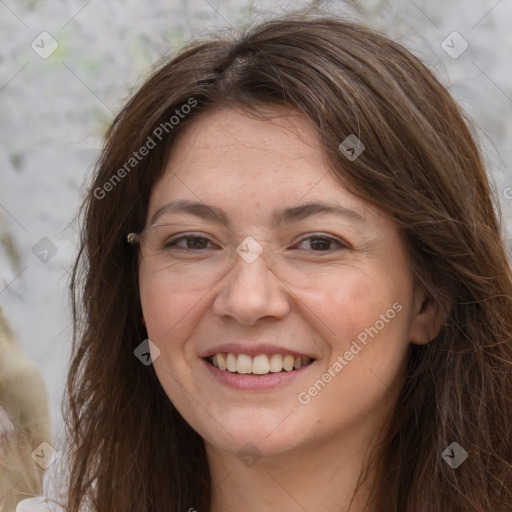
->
xmin=15 ymin=497 xmax=65 ymax=512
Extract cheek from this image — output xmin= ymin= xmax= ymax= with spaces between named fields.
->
xmin=300 ymin=276 xmax=411 ymax=425
xmin=304 ymin=264 xmax=413 ymax=369
xmin=306 ymin=267 xmax=396 ymax=338
xmin=139 ymin=271 xmax=205 ymax=406
xmin=139 ymin=268 xmax=203 ymax=346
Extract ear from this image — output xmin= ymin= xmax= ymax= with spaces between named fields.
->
xmin=409 ymin=285 xmax=444 ymax=345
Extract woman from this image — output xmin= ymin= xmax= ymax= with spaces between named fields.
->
xmin=44 ymin=12 xmax=512 ymax=512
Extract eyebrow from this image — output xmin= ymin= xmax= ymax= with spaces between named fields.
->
xmin=149 ymin=199 xmax=365 ymax=227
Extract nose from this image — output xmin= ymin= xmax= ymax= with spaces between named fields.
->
xmin=211 ymin=245 xmax=291 ymax=326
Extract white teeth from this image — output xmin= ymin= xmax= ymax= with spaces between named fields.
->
xmin=269 ymin=353 xmax=283 ymax=372
xmin=252 ymin=354 xmax=270 ymax=374
xmin=226 ymin=353 xmax=237 ymax=372
xmin=283 ymin=355 xmax=294 ymax=371
xmin=236 ymin=354 xmax=252 ymax=374
xmin=217 ymin=353 xmax=227 ymax=371
xmin=208 ymin=352 xmax=313 ymax=375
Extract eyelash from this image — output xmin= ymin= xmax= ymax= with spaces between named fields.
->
xmin=164 ymin=233 xmax=349 ymax=253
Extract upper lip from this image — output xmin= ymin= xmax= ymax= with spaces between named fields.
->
xmin=199 ymin=343 xmax=316 ymax=359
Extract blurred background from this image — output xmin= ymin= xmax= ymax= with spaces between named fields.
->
xmin=1 ymin=0 xmax=511 ymax=499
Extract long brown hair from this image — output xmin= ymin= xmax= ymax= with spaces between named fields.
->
xmin=64 ymin=12 xmax=512 ymax=512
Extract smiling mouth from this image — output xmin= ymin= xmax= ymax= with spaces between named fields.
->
xmin=204 ymin=353 xmax=315 ymax=375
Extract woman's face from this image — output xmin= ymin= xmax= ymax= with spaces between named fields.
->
xmin=139 ymin=106 xmax=435 ymax=461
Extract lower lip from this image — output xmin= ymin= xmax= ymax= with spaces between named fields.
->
xmin=202 ymin=358 xmax=314 ymax=391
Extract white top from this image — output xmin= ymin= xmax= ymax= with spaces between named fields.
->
xmin=15 ymin=497 xmax=65 ymax=512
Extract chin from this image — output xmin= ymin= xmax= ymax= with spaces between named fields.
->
xmin=198 ymin=407 xmax=309 ymax=459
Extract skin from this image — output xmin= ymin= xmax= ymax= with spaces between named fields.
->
xmin=139 ymin=106 xmax=442 ymax=512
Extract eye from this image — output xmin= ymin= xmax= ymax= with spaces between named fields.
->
xmin=292 ymin=234 xmax=348 ymax=252
xmin=165 ymin=234 xmax=217 ymax=251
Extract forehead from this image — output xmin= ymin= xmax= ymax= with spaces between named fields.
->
xmin=151 ymin=106 xmax=345 ymax=201
xmin=168 ymin=105 xmax=324 ymax=174
xmin=146 ymin=106 xmax=392 ymax=235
